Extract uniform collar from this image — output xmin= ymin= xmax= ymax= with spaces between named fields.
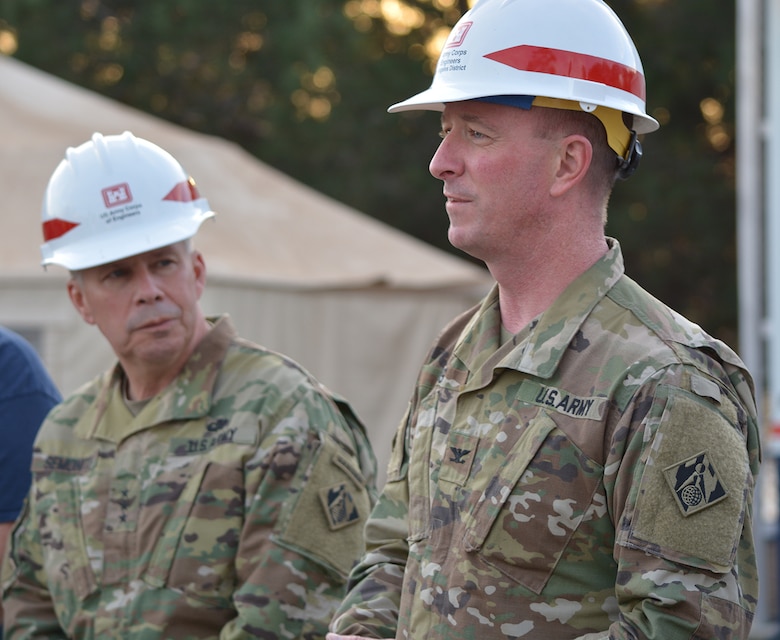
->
xmin=453 ymin=239 xmax=625 ymax=382
xmin=77 ymin=314 xmax=236 ymax=442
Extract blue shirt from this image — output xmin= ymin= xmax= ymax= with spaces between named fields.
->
xmin=0 ymin=327 xmax=61 ymax=522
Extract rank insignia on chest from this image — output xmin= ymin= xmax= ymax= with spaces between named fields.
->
xmin=449 ymin=446 xmax=471 ymax=464
xmin=319 ymin=483 xmax=361 ymax=530
xmin=438 ymin=432 xmax=479 ymax=485
xmin=663 ymin=451 xmax=728 ymax=516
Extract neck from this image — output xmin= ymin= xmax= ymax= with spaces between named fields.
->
xmin=493 ymin=231 xmax=608 ymax=333
xmin=121 ymin=316 xmax=211 ymax=401
xmin=124 ymin=367 xmax=180 ymax=401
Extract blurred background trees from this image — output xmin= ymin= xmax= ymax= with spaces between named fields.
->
xmin=0 ymin=0 xmax=739 ymax=345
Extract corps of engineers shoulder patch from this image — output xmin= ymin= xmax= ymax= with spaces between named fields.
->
xmin=663 ymin=451 xmax=728 ymax=517
xmin=319 ymin=482 xmax=361 ymax=530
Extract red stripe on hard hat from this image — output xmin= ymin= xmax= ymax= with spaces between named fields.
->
xmin=42 ymin=218 xmax=80 ymax=242
xmin=484 ymin=44 xmax=646 ymax=101
xmin=163 ymin=178 xmax=201 ymax=203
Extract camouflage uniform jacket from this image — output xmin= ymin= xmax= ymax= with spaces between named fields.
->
xmin=2 ymin=315 xmax=377 ymax=639
xmin=331 ymin=239 xmax=760 ymax=639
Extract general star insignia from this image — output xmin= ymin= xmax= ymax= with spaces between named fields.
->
xmin=663 ymin=451 xmax=728 ymax=517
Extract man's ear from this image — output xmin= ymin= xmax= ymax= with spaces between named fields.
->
xmin=550 ymin=134 xmax=592 ymax=197
xmin=67 ymin=277 xmax=96 ymax=325
xmin=192 ymin=250 xmax=207 ymax=300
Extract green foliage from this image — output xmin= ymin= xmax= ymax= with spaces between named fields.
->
xmin=608 ymin=0 xmax=737 ymax=345
xmin=1 ymin=0 xmax=740 ymax=344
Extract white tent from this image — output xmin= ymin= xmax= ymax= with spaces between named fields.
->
xmin=0 ymin=54 xmax=491 ymax=485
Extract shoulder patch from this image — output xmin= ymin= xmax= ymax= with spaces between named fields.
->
xmin=319 ymin=482 xmax=361 ymax=530
xmin=663 ymin=451 xmax=728 ymax=516
xmin=277 ymin=432 xmax=371 ymax=577
xmin=626 ymin=385 xmax=749 ymax=571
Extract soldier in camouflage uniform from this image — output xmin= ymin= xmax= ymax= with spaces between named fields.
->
xmin=329 ymin=1 xmax=760 ymax=639
xmin=1 ymin=132 xmax=377 ymax=638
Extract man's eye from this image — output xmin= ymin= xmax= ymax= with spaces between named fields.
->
xmin=438 ymin=129 xmax=450 ymax=140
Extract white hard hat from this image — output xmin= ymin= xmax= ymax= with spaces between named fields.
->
xmin=41 ymin=131 xmax=215 ymax=270
xmin=389 ymin=0 xmax=659 ymax=137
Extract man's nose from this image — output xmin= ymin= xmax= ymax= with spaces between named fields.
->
xmin=134 ymin=269 xmax=164 ymax=304
xmin=429 ymin=135 xmax=462 ymax=180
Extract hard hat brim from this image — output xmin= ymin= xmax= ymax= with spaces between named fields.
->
xmin=388 ymin=83 xmax=660 ymax=135
xmin=41 ymin=210 xmax=215 ymax=271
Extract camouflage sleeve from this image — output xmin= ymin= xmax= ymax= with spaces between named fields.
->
xmin=608 ymin=365 xmax=759 ymax=639
xmin=2 ymin=499 xmax=67 ymax=638
xmin=329 ymin=409 xmax=412 ymax=638
xmin=222 ymin=383 xmax=377 ymax=639
xmin=327 ymin=635 xmax=391 ymax=639
xmin=330 ymin=322 xmax=464 ymax=639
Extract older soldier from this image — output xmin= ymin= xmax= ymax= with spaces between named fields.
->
xmin=1 ymin=131 xmax=377 ymax=638
xmin=329 ymin=0 xmax=760 ymax=639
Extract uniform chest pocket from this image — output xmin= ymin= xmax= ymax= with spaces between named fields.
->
xmin=144 ymin=459 xmax=243 ymax=605
xmin=462 ymin=411 xmax=604 ymax=595
xmin=30 ymin=453 xmax=99 ymax=605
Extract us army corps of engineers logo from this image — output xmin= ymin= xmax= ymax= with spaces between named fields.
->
xmin=320 ymin=483 xmax=360 ymax=531
xmin=663 ymin=451 xmax=728 ymax=516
